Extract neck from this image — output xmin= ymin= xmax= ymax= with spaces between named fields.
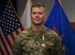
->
xmin=31 ymin=24 xmax=45 ymax=32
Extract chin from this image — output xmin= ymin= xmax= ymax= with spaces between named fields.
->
xmin=33 ymin=22 xmax=44 ymax=26
xmin=34 ymin=23 xmax=41 ymax=25
xmin=32 ymin=20 xmax=44 ymax=25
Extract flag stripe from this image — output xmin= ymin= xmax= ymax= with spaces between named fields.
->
xmin=0 ymin=33 xmax=10 ymax=55
xmin=0 ymin=52 xmax=2 ymax=55
xmin=1 ymin=33 xmax=12 ymax=55
xmin=5 ymin=36 xmax=12 ymax=49
xmin=0 ymin=42 xmax=5 ymax=55
xmin=0 ymin=46 xmax=5 ymax=55
xmin=0 ymin=28 xmax=23 ymax=55
xmin=12 ymin=31 xmax=17 ymax=38
xmin=7 ymin=35 xmax=14 ymax=46
xmin=0 ymin=40 xmax=7 ymax=55
xmin=10 ymin=33 xmax=15 ymax=41
xmin=0 ymin=30 xmax=7 ymax=55
xmin=15 ymin=29 xmax=20 ymax=35
xmin=0 ymin=0 xmax=24 ymax=55
xmin=20 ymin=25 xmax=24 ymax=31
xmin=17 ymin=27 xmax=23 ymax=35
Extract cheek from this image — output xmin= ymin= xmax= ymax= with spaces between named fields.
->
xmin=40 ymin=15 xmax=46 ymax=20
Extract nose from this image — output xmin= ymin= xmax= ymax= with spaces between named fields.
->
xmin=36 ymin=13 xmax=39 ymax=18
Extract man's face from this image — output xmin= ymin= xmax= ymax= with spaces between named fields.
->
xmin=31 ymin=7 xmax=46 ymax=25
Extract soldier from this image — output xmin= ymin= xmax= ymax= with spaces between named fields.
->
xmin=12 ymin=3 xmax=65 ymax=55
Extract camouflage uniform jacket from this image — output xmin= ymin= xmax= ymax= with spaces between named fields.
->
xmin=12 ymin=27 xmax=65 ymax=55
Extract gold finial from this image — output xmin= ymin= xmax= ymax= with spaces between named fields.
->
xmin=58 ymin=0 xmax=62 ymax=6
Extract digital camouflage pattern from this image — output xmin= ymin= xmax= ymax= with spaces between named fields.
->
xmin=12 ymin=27 xmax=65 ymax=55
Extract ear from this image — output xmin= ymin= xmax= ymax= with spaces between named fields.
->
xmin=45 ymin=13 xmax=47 ymax=19
xmin=44 ymin=14 xmax=47 ymax=23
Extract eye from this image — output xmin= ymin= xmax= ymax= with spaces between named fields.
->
xmin=32 ymin=12 xmax=36 ymax=14
xmin=39 ymin=12 xmax=43 ymax=14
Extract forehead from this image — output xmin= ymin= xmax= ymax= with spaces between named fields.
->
xmin=32 ymin=7 xmax=45 ymax=12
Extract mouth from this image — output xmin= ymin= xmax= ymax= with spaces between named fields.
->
xmin=34 ymin=18 xmax=41 ymax=21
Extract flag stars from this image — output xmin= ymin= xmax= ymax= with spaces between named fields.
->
xmin=6 ymin=23 xmax=9 ymax=25
xmin=11 ymin=11 xmax=13 ymax=13
xmin=8 ymin=31 xmax=10 ymax=32
xmin=6 ymin=5 xmax=8 ymax=8
xmin=6 ymin=29 xmax=8 ymax=32
xmin=7 ymin=13 xmax=9 ymax=15
xmin=15 ymin=26 xmax=17 ymax=28
xmin=9 ymin=27 xmax=11 ymax=30
xmin=8 ymin=27 xmax=11 ymax=30
xmin=0 ymin=1 xmax=22 ymax=36
xmin=15 ymin=19 xmax=18 ymax=22
xmin=6 ymin=13 xmax=9 ymax=15
xmin=5 ymin=11 xmax=8 ymax=14
xmin=12 ymin=25 xmax=15 ymax=27
xmin=10 ymin=21 xmax=12 ymax=23
xmin=8 ymin=10 xmax=11 ymax=12
xmin=3 ymin=14 xmax=5 ymax=17
xmin=13 ymin=18 xmax=15 ymax=20
xmin=7 ymin=20 xmax=9 ymax=22
xmin=4 ymin=16 xmax=7 ymax=18
xmin=4 ymin=11 xmax=6 ymax=13
xmin=5 ymin=32 xmax=8 ymax=35
xmin=4 ymin=21 xmax=6 ymax=24
xmin=5 ymin=8 xmax=7 ymax=10
xmin=10 ymin=17 xmax=12 ymax=19
xmin=3 ymin=28 xmax=6 ymax=31
xmin=6 ymin=26 xmax=9 ymax=29
xmin=13 ymin=15 xmax=15 ymax=17
xmin=5 ymin=8 xmax=8 ymax=11
xmin=3 ymin=18 xmax=5 ymax=20
xmin=9 ymin=24 xmax=11 ymax=26
xmin=18 ymin=24 xmax=20 ymax=26
xmin=8 ymin=13 xmax=10 ymax=15
xmin=12 ymin=28 xmax=14 ymax=31
xmin=3 ymin=25 xmax=6 ymax=28
xmin=2 ymin=24 xmax=4 ymax=27
xmin=15 ymin=23 xmax=17 ymax=25
xmin=9 ymin=6 xmax=11 ymax=9
xmin=6 ymin=16 xmax=8 ymax=18
xmin=11 ymin=14 xmax=13 ymax=16
xmin=2 ymin=21 xmax=5 ymax=23
xmin=4 ymin=22 xmax=7 ymax=24
xmin=12 ymin=21 xmax=15 ymax=24
xmin=3 ymin=25 xmax=5 ymax=28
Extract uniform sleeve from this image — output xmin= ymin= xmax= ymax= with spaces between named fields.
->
xmin=12 ymin=31 xmax=27 ymax=55
xmin=53 ymin=32 xmax=65 ymax=55
xmin=12 ymin=34 xmax=23 ymax=55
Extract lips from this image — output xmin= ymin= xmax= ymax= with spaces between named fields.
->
xmin=34 ymin=19 xmax=41 ymax=21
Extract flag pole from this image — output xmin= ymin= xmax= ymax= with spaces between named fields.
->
xmin=8 ymin=0 xmax=21 ymax=19
xmin=8 ymin=0 xmax=24 ymax=30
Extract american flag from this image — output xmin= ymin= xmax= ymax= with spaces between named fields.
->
xmin=0 ymin=1 xmax=24 ymax=55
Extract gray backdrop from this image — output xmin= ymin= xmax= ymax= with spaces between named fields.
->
xmin=17 ymin=0 xmax=75 ymax=22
